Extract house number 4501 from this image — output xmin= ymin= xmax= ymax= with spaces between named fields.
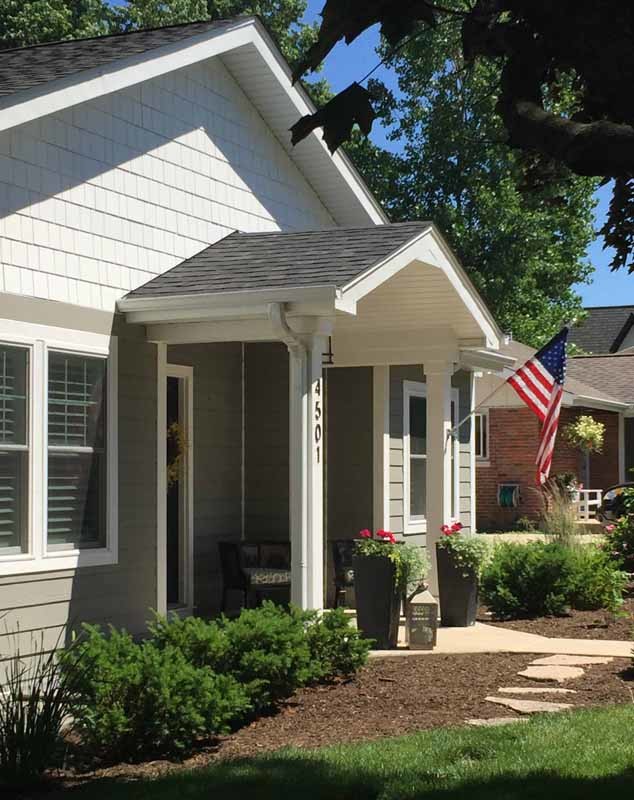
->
xmin=314 ymin=378 xmax=322 ymax=463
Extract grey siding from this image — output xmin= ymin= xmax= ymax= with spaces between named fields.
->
xmin=244 ymin=343 xmax=289 ymax=542
xmin=389 ymin=366 xmax=473 ymax=547
xmin=168 ymin=343 xmax=243 ymax=614
xmin=0 ymin=317 xmax=159 ymax=669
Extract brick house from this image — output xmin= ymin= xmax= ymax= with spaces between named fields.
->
xmin=475 ymin=338 xmax=632 ymax=530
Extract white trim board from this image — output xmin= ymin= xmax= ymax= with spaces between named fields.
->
xmin=0 ymin=17 xmax=386 ymax=228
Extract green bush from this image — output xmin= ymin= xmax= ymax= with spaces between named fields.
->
xmin=603 ymin=515 xmax=634 ymax=572
xmin=148 ymin=613 xmax=228 ymax=668
xmin=305 ymin=608 xmax=371 ymax=681
xmin=62 ymin=625 xmax=249 ymax=761
xmin=568 ymin=546 xmax=627 ymax=612
xmin=481 ymin=541 xmax=576 ymax=617
xmin=481 ymin=541 xmax=626 ymax=618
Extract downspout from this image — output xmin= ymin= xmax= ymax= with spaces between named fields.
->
xmin=268 ymin=303 xmax=308 ymax=605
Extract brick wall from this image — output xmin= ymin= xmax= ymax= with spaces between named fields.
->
xmin=476 ymin=406 xmax=620 ymax=530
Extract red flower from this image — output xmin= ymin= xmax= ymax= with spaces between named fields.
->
xmin=359 ymin=529 xmax=372 ymax=539
xmin=451 ymin=522 xmax=463 ymax=533
xmin=377 ymin=530 xmax=396 ymax=544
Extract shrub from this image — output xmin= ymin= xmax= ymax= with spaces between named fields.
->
xmin=481 ymin=541 xmax=627 ymax=618
xmin=148 ymin=613 xmax=228 ymax=668
xmin=568 ymin=546 xmax=627 ymax=612
xmin=540 ymin=483 xmax=581 ymax=548
xmin=0 ymin=632 xmax=86 ymax=788
xmin=62 ymin=625 xmax=249 ymax=761
xmin=603 ymin=515 xmax=634 ymax=573
xmin=481 ymin=541 xmax=576 ymax=617
xmin=217 ymin=602 xmax=314 ymax=710
xmin=304 ymin=608 xmax=371 ymax=682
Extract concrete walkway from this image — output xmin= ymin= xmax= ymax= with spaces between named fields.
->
xmin=370 ymin=622 xmax=632 ymax=658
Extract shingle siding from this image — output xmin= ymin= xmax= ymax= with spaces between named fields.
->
xmin=0 ymin=56 xmax=335 ymax=311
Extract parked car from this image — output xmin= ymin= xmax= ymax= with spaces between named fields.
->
xmin=597 ymin=482 xmax=634 ymax=522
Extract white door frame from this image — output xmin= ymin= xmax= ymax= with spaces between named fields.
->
xmin=157 ymin=360 xmax=194 ymax=614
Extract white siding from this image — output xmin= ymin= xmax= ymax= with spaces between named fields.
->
xmin=0 ymin=58 xmax=334 ymax=311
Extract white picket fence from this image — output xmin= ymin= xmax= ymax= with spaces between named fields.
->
xmin=574 ymin=488 xmax=603 ymax=521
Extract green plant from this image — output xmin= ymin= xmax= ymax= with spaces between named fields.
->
xmin=568 ymin=546 xmax=627 ymax=613
xmin=0 ymin=630 xmax=86 ymax=788
xmin=355 ymin=529 xmax=429 ymax=595
xmin=481 ymin=541 xmax=577 ymax=617
xmin=304 ymin=609 xmax=371 ymax=682
xmin=481 ymin=540 xmax=627 ymax=618
xmin=61 ymin=625 xmax=249 ymax=761
xmin=436 ymin=523 xmax=490 ymax=579
xmin=516 ymin=516 xmax=536 ymax=532
xmin=564 ymin=415 xmax=605 ymax=454
xmin=603 ymin=515 xmax=634 ymax=573
xmin=540 ymin=483 xmax=581 ymax=548
xmin=148 ymin=612 xmax=228 ymax=668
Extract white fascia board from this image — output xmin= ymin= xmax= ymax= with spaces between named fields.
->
xmin=118 ymin=284 xmax=338 ymax=324
xmin=339 ymin=225 xmax=503 ymax=348
xmin=571 ymin=393 xmax=630 ymax=413
xmin=0 ymin=17 xmax=387 ymax=227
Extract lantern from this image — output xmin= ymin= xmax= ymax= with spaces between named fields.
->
xmin=405 ymin=589 xmax=438 ymax=650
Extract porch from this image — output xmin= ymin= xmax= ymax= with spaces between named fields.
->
xmin=118 ymin=223 xmax=507 ymax=614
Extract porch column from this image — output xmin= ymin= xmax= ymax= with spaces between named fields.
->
xmin=425 ymin=360 xmax=454 ymax=596
xmin=288 ymin=335 xmax=326 ymax=610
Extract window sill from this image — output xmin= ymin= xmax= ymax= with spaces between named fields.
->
xmin=403 ymin=521 xmax=427 ymax=535
xmin=0 ymin=548 xmax=118 ymax=576
xmin=476 ymin=459 xmax=491 ymax=467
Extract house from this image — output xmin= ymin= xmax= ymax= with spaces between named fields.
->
xmin=0 ymin=16 xmax=507 ymax=663
xmin=474 ymin=338 xmax=633 ymax=530
xmin=569 ymin=305 xmax=634 ymax=354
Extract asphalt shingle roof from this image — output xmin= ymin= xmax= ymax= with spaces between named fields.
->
xmin=568 ymin=353 xmax=634 ymax=405
xmin=568 ymin=305 xmax=634 ymax=354
xmin=501 ymin=339 xmax=627 ymax=407
xmin=0 ymin=18 xmax=242 ymax=99
xmin=124 ymin=222 xmax=432 ymax=299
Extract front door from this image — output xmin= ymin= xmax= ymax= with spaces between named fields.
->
xmin=165 ymin=365 xmax=193 ymax=610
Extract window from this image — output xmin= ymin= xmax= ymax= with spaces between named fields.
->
xmin=0 ymin=345 xmax=29 ymax=554
xmin=47 ymin=352 xmax=107 ymax=550
xmin=404 ymin=381 xmax=461 ymax=533
xmin=475 ymin=412 xmax=489 ymax=461
xmin=0 ymin=319 xmax=117 ymax=576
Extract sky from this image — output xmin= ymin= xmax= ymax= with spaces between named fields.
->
xmin=300 ymin=0 xmax=631 ymax=308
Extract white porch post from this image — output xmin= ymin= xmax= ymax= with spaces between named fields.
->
xmin=288 ymin=335 xmax=326 ymax=610
xmin=425 ymin=360 xmax=454 ymax=596
xmin=373 ymin=366 xmax=390 ymax=532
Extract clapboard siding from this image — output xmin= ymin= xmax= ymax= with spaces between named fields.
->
xmin=0 ymin=57 xmax=334 ymax=312
xmin=388 ymin=366 xmax=473 ymax=547
xmin=0 ymin=319 xmax=158 ymax=660
xmin=168 ymin=343 xmax=243 ymax=614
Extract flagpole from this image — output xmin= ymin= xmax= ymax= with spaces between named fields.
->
xmin=447 ymin=379 xmax=512 ymax=440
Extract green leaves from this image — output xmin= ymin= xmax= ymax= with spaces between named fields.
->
xmin=290 ymin=82 xmax=376 ymax=153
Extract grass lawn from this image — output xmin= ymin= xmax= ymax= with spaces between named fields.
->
xmin=60 ymin=706 xmax=634 ymax=800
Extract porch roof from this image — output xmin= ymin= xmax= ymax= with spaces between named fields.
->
xmin=122 ymin=222 xmax=431 ymax=299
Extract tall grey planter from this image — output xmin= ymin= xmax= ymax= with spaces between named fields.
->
xmin=352 ymin=554 xmax=401 ymax=649
xmin=436 ymin=544 xmax=478 ymax=627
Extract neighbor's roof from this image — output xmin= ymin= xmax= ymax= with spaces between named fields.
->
xmin=0 ymin=18 xmax=238 ymax=98
xmin=499 ymin=339 xmax=628 ymax=409
xmin=569 ymin=305 xmax=634 ymax=354
xmin=123 ymin=222 xmax=432 ymax=299
xmin=568 ymin=353 xmax=634 ymax=405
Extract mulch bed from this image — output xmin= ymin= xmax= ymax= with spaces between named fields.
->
xmin=49 ymin=652 xmax=634 ymax=791
xmin=478 ymin=597 xmax=634 ymax=640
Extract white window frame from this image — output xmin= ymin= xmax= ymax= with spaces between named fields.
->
xmin=0 ymin=318 xmax=118 ymax=576
xmin=403 ymin=381 xmax=460 ymax=534
xmin=475 ymin=410 xmax=489 ymax=463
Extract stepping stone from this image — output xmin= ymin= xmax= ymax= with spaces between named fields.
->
xmin=486 ymin=696 xmax=574 ymax=715
xmin=530 ymin=655 xmax=613 ymax=667
xmin=467 ymin=717 xmax=529 ymax=727
xmin=518 ymin=665 xmax=584 ymax=683
xmin=498 ymin=687 xmax=576 ymax=695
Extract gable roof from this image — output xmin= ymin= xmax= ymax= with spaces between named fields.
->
xmin=123 ymin=222 xmax=431 ymax=299
xmin=569 ymin=305 xmax=634 ymax=353
xmin=0 ymin=19 xmax=238 ymax=98
xmin=568 ymin=353 xmax=634 ymax=405
xmin=0 ymin=16 xmax=387 ymax=228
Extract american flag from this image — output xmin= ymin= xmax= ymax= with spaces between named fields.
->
xmin=507 ymin=328 xmax=569 ymax=485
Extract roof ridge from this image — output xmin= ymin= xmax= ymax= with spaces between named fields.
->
xmin=572 ymin=352 xmax=634 ymax=358
xmin=0 ymin=16 xmax=246 ymax=55
xmin=231 ymin=221 xmax=429 ymax=237
xmin=581 ymin=304 xmax=634 ymax=311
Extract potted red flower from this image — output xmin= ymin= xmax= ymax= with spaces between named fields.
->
xmin=436 ymin=521 xmax=490 ymax=627
xmin=352 ymin=529 xmax=402 ymax=649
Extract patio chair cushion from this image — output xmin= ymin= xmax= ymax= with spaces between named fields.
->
xmin=242 ymin=567 xmax=291 ymax=586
